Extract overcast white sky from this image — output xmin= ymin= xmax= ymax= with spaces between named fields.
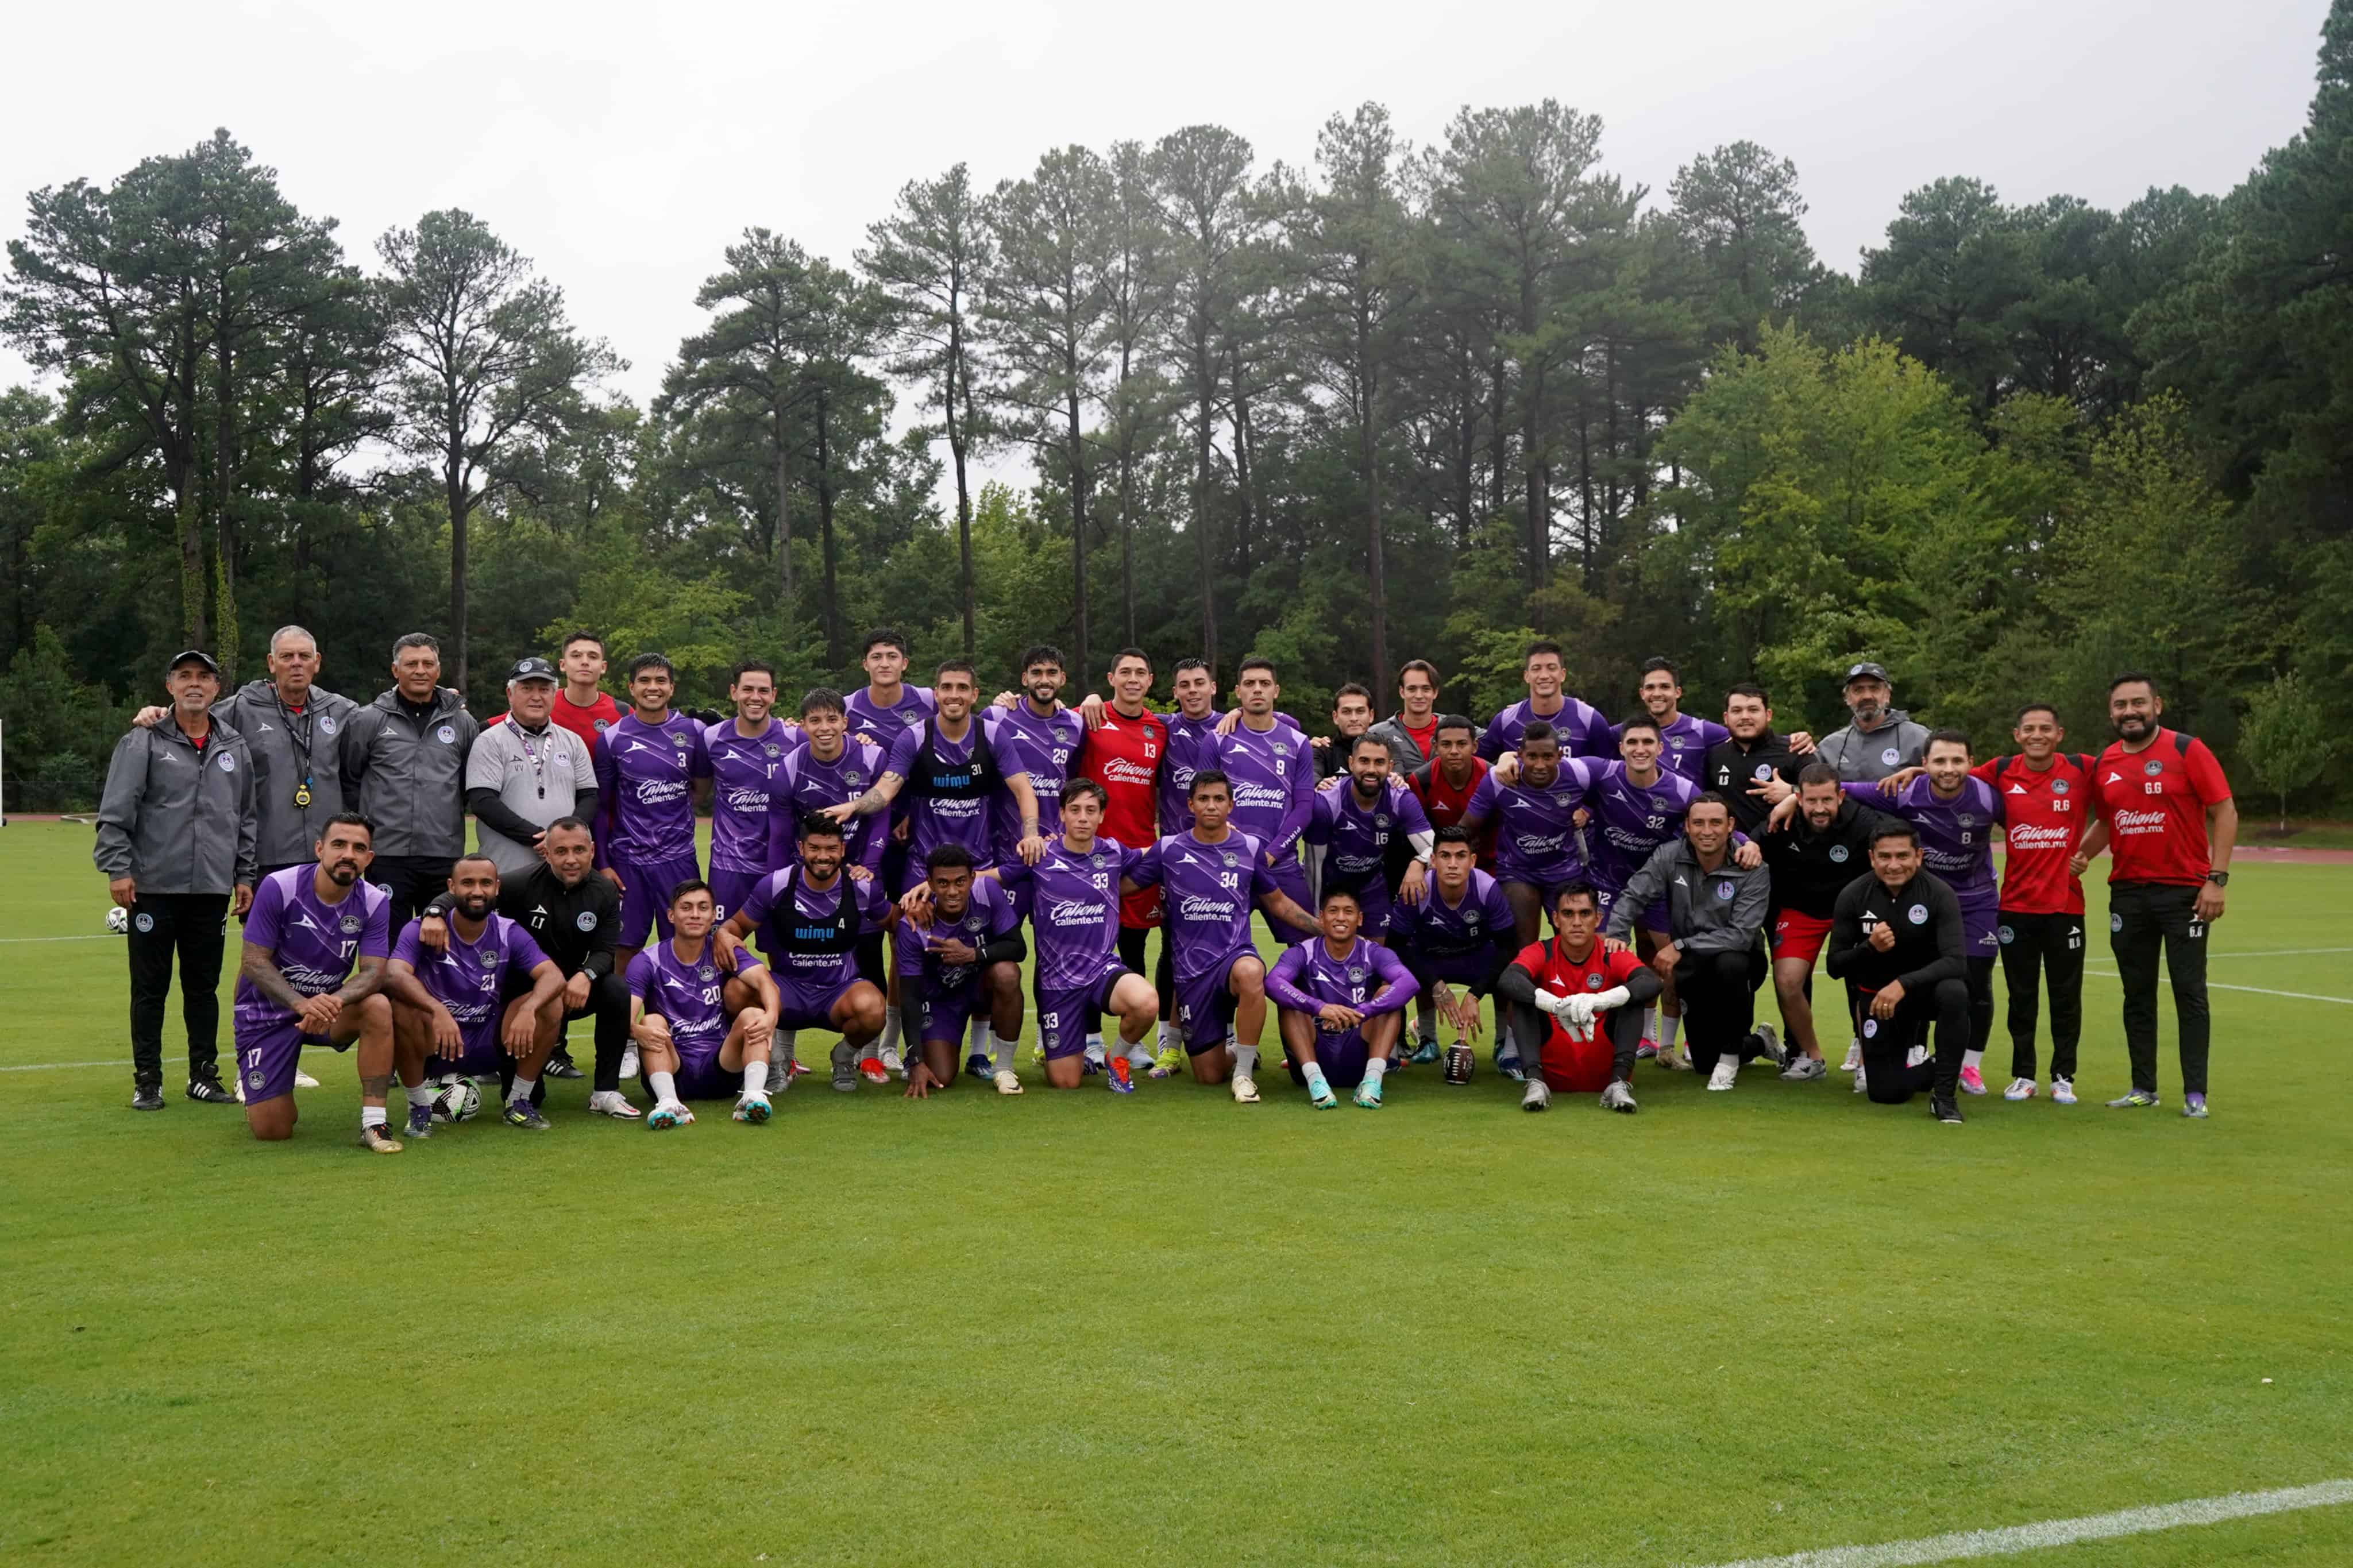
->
xmin=0 ymin=0 xmax=2329 ymax=410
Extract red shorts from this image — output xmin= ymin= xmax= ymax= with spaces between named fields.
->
xmin=1120 ymin=885 xmax=1163 ymax=930
xmin=1770 ymin=909 xmax=1833 ymax=964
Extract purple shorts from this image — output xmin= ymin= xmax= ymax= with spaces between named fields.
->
xmin=1594 ymin=885 xmax=1671 ymax=937
xmin=1035 ymin=963 xmax=1133 ymax=1060
xmin=1959 ymin=888 xmax=2000 ymax=954
xmin=425 ymin=1017 xmax=503 ymax=1077
xmin=776 ymin=975 xmax=864 ymax=1032
xmin=706 ymin=866 xmax=767 ymax=928
xmin=915 ymin=980 xmax=983 ymax=1045
xmin=1174 ymin=950 xmax=1257 ymax=1055
xmin=1500 ymin=869 xmax=1584 ymax=929
xmin=1259 ymin=853 xmax=1315 ymax=947
xmin=669 ymin=1029 xmax=738 ymax=1099
xmin=233 ymin=1015 xmax=331 ymax=1104
xmin=1286 ymin=1025 xmax=1372 ymax=1089
xmin=612 ymin=852 xmax=703 ymax=947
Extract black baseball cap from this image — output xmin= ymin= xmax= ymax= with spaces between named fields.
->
xmin=167 ymin=649 xmax=222 ymax=677
xmin=508 ymin=657 xmax=560 ymax=683
xmin=1843 ymin=661 xmax=1891 ymax=686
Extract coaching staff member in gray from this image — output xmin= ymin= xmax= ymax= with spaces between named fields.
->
xmin=340 ymin=632 xmax=480 ymax=926
xmin=95 ymin=649 xmax=258 ymax=1110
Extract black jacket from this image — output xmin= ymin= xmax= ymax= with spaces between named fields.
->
xmin=427 ymin=864 xmax=620 ymax=981
xmin=1703 ymin=730 xmax=1808 ymax=837
xmin=1763 ymin=795 xmax=1893 ymax=919
xmin=1827 ymin=871 xmax=1965 ymax=994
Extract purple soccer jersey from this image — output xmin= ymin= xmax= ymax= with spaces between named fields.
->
xmin=1465 ymin=756 xmax=1602 ymax=887
xmin=1266 ymin=936 xmax=1417 ymax=1017
xmin=1851 ymin=775 xmax=2004 ymax=950
xmin=1212 ymin=720 xmax=1315 ymax=859
xmin=741 ymin=866 xmax=889 ymax=1014
xmin=1306 ymin=777 xmax=1432 ymax=889
xmin=234 ymin=867 xmax=395 ymax=1025
xmin=628 ymin=935 xmax=763 ymax=1052
xmin=704 ymin=719 xmax=793 ymax=875
xmin=1387 ymin=868 xmax=1517 ymax=985
xmin=892 ymin=874 xmax=1018 ymax=978
xmin=1611 ymin=713 xmax=1731 ymax=782
xmin=1158 ymin=710 xmax=1224 ymax=834
xmin=391 ymin=913 xmax=550 ymax=1071
xmin=986 ymin=702 xmax=1086 ymax=861
xmin=844 ymin=683 xmax=935 ymax=750
xmin=1584 ymin=762 xmax=1706 ymax=895
xmin=1128 ymin=829 xmax=1276 ymax=981
xmin=1478 ymin=696 xmax=1613 ymax=763
xmin=766 ymin=738 xmax=892 ymax=875
xmin=998 ymin=835 xmax=1143 ymax=990
xmin=594 ymin=712 xmax=711 ymax=864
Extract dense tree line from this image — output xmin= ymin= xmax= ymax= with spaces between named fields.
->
xmin=3 ymin=6 xmax=2349 ymax=814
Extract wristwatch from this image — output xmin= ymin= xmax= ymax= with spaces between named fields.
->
xmin=2205 ymin=870 xmax=2230 ymax=886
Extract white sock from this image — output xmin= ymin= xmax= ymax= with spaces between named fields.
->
xmin=649 ymin=1069 xmax=678 ymax=1106
xmin=507 ymin=1075 xmax=537 ymax=1106
xmin=405 ymin=1084 xmax=434 ymax=1108
xmin=361 ymin=1104 xmax=387 ymax=1128
xmin=1641 ymin=1009 xmax=1659 ymax=1045
xmin=777 ymin=1030 xmax=797 ymax=1067
xmin=1158 ymin=1020 xmax=1174 ymax=1049
xmin=1963 ymin=1048 xmax=1985 ymax=1071
xmin=1660 ymin=1014 xmax=1681 ymax=1051
xmin=968 ymin=1018 xmax=991 ymax=1057
xmin=742 ymin=1061 xmax=766 ymax=1096
xmin=1231 ymin=1043 xmax=1259 ymax=1079
xmin=1085 ymin=1032 xmax=1105 ymax=1059
xmin=1364 ymin=1057 xmax=1387 ymax=1082
xmin=879 ymin=1010 xmax=900 ymax=1053
xmin=1303 ymin=1062 xmax=1329 ymax=1094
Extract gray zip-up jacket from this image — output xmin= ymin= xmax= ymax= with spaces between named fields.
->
xmin=1814 ymin=709 xmax=1930 ymax=783
xmin=94 ymin=713 xmax=259 ymax=893
xmin=338 ymin=688 xmax=479 ymax=859
xmin=210 ymin=679 xmax=361 ymax=867
xmin=1604 ymin=836 xmax=1770 ymax=953
xmin=1365 ymin=713 xmax=1436 ymax=775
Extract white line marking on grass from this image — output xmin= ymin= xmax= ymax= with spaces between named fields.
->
xmin=0 ymin=934 xmax=113 ymax=944
xmin=1694 ymin=1478 xmax=2353 ymax=1568
xmin=2081 ymin=968 xmax=2353 ymax=1006
xmin=2202 ymin=947 xmax=2353 ymax=959
xmin=0 ymin=1057 xmax=166 ymax=1073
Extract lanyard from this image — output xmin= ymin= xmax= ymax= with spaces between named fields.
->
xmin=509 ymin=717 xmax=550 ymax=799
xmin=276 ymin=692 xmax=315 ymax=808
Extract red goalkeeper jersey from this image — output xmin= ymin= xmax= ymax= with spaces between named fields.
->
xmin=1077 ymin=706 xmax=1168 ymax=929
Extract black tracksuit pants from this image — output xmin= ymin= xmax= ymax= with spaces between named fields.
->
xmin=369 ymin=855 xmax=456 ymax=930
xmin=1674 ymin=947 xmax=1769 ymax=1072
xmin=496 ymin=968 xmax=634 ymax=1103
xmin=126 ymin=893 xmax=230 ymax=1088
xmin=1854 ymin=976 xmax=1971 ymax=1103
xmin=1997 ymin=910 xmax=2085 ymax=1080
xmin=2109 ymin=881 xmax=2211 ymax=1096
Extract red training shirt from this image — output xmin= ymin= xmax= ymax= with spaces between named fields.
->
xmin=2089 ymin=729 xmax=2231 ymax=886
xmin=1077 ymin=705 xmax=1170 ymax=929
xmin=1411 ymin=756 xmax=1495 ymax=868
xmin=493 ymin=690 xmax=623 ymax=748
xmin=1971 ymin=752 xmax=2094 ymax=916
xmin=1509 ymin=936 xmax=1648 ymax=1094
xmin=1401 ymin=716 xmax=1438 ymax=763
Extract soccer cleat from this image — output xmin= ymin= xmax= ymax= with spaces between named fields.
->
xmin=1497 ymin=1055 xmax=1526 ymax=1083
xmin=543 ymin=1053 xmax=583 ymax=1080
xmin=618 ymin=1045 xmax=640 ymax=1080
xmin=1082 ymin=1055 xmax=1103 ymax=1076
xmin=993 ymin=1068 xmax=1024 ymax=1096
xmin=1353 ymin=1076 xmax=1384 ymax=1108
xmin=1958 ymin=1064 xmax=1988 ymax=1096
xmin=186 ymin=1077 xmax=237 ymax=1104
xmin=1634 ymin=1043 xmax=1658 ymax=1060
xmin=1780 ymin=1055 xmax=1826 ymax=1082
xmin=1599 ymin=1080 xmax=1638 ymax=1114
xmin=589 ymin=1089 xmax=642 ymax=1119
xmin=502 ymin=1100 xmax=551 ymax=1131
xmin=1521 ymin=1080 xmax=1551 ymax=1113
xmin=2051 ymin=1076 xmax=2077 ymax=1106
xmin=765 ymin=1056 xmax=788 ymax=1095
xmin=1707 ymin=1056 xmax=1739 ymax=1091
xmin=1750 ymin=1023 xmax=1787 ymax=1069
xmin=1150 ymin=1046 xmax=1183 ymax=1079
xmin=1931 ymin=1092 xmax=1965 ymax=1124
xmin=2004 ymin=1076 xmax=2038 ymax=1101
xmin=1442 ymin=1043 xmax=1475 ymax=1085
xmin=734 ymin=1092 xmax=773 ymax=1124
xmin=405 ymin=1103 xmax=435 ymax=1140
xmin=879 ymin=1045 xmax=904 ymax=1079
xmin=1657 ymin=1046 xmax=1694 ymax=1072
xmin=293 ymin=1068 xmax=322 ymax=1090
xmin=1230 ymin=1074 xmax=1260 ymax=1104
xmin=2182 ymin=1093 xmax=2209 ymax=1119
xmin=358 ymin=1123 xmax=404 ymax=1154
xmin=1106 ymin=1056 xmax=1135 ymax=1094
xmin=1307 ymin=1078 xmax=1338 ymax=1109
xmin=231 ymin=1077 xmax=246 ymax=1104
xmin=1409 ymin=1037 xmax=1442 ymax=1066
xmin=858 ymin=1056 xmax=889 ymax=1085
xmin=131 ymin=1084 xmax=164 ymax=1111
xmin=1852 ymin=1063 xmax=1868 ymax=1095
xmin=1841 ymin=1040 xmax=1863 ymax=1072
xmin=964 ymin=1052 xmax=992 ymax=1081
xmin=646 ymin=1102 xmax=692 ymax=1130
xmin=2106 ymin=1088 xmax=2161 ymax=1109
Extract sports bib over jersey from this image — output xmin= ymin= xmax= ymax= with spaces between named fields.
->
xmin=740 ymin=866 xmax=890 ymax=1027
xmin=392 ymin=912 xmax=551 ymax=1075
xmin=233 ymin=868 xmax=394 ymax=1103
xmin=886 ymin=719 xmax=1017 ymax=888
xmin=704 ymin=717 xmax=795 ymax=919
xmin=998 ymin=836 xmax=1145 ymax=1059
xmin=1128 ymin=829 xmax=1276 ymax=1050
xmin=627 ymin=934 xmax=766 ymax=1099
xmin=595 ymin=712 xmax=712 ymax=944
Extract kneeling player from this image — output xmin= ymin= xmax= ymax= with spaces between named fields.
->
xmin=1386 ymin=827 xmax=1517 ymax=1080
xmin=230 ymin=814 xmax=401 ymax=1151
xmin=894 ymin=845 xmax=1027 ymax=1096
xmin=1495 ymin=883 xmax=1661 ymax=1113
xmin=1825 ymin=823 xmax=1972 ymax=1123
xmin=384 ymin=853 xmax=568 ymax=1136
xmin=720 ymin=819 xmax=893 ymax=1092
xmin=1266 ymin=886 xmax=1419 ymax=1108
xmin=628 ymin=879 xmax=784 ymax=1128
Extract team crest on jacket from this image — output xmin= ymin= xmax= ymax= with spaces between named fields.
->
xmin=319 ymin=716 xmax=338 ymax=736
xmin=576 ymin=911 xmax=597 ymax=932
xmin=1907 ymin=904 xmax=1928 ymax=925
xmin=436 ymin=724 xmax=457 ymax=744
xmin=1881 ymin=747 xmax=1899 ymax=766
xmin=217 ymin=752 xmax=236 ymax=772
xmin=1829 ymin=844 xmax=1849 ymax=863
xmin=1753 ymin=763 xmax=1772 ymax=781
xmin=1715 ymin=880 xmax=1734 ymax=900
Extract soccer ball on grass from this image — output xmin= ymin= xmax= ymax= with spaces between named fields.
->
xmin=431 ymin=1074 xmax=483 ymax=1124
xmin=105 ymin=906 xmax=130 ymax=935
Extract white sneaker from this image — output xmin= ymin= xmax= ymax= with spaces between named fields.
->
xmin=1905 ymin=1042 xmax=1930 ymax=1069
xmin=879 ymin=1045 xmax=904 ymax=1079
xmin=1521 ymin=1080 xmax=1551 ymax=1113
xmin=1230 ymin=1074 xmax=1261 ymax=1104
xmin=1750 ymin=1023 xmax=1786 ymax=1068
xmin=992 ymin=1069 xmax=1024 ymax=1096
xmin=2051 ymin=1076 xmax=2077 ymax=1105
xmin=1707 ymin=1057 xmax=1739 ymax=1091
xmin=618 ymin=1045 xmax=640 ymax=1080
xmin=1852 ymin=1064 xmax=1868 ymax=1095
xmin=2003 ymin=1076 xmax=2038 ymax=1101
xmin=293 ymin=1068 xmax=321 ymax=1089
xmin=588 ymin=1089 xmax=642 ymax=1119
xmin=1841 ymin=1040 xmax=1862 ymax=1072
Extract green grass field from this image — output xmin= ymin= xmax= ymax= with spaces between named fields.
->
xmin=4 ymin=819 xmax=2349 ymax=1566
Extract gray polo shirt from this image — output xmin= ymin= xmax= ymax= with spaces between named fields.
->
xmin=466 ymin=716 xmax=596 ymax=881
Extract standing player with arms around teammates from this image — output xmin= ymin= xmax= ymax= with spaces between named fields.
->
xmin=338 ymin=633 xmax=478 ymax=927
xmin=1495 ymin=882 xmax=1660 ymax=1114
xmin=626 ymin=879 xmax=783 ymax=1129
xmin=1386 ymin=827 xmax=1518 ymax=1076
xmin=1125 ymin=771 xmax=1322 ymax=1102
xmin=1266 ymin=887 xmax=1419 ymax=1109
xmin=1974 ymin=705 xmax=2096 ymax=1103
xmin=1459 ymin=720 xmax=1603 ymax=957
xmin=1073 ymin=647 xmax=1174 ymax=1075
xmin=545 ymin=631 xmax=624 ymax=746
xmin=1210 ymin=658 xmax=1320 ymax=948
xmin=985 ymin=779 xmax=1161 ymax=1092
xmin=1478 ymin=639 xmax=1612 ymax=762
xmin=1305 ymin=731 xmax=1434 ymax=941
xmin=1704 ymin=683 xmax=1812 ymax=840
xmin=382 ymin=854 xmax=568 ymax=1137
xmin=593 ymin=653 xmax=714 ymax=991
xmin=703 ymin=662 xmax=794 ymax=922
xmin=722 ymin=819 xmax=896 ymax=1094
xmin=1401 ymin=713 xmax=1496 ymax=1057
xmin=232 ymin=814 xmax=401 ymax=1150
xmin=892 ymin=845 xmax=1027 ymax=1097
xmin=984 ymin=646 xmax=1088 ymax=930
xmin=1613 ymin=658 xmax=1730 ymax=782
xmin=2069 ymin=673 xmax=2237 ymax=1118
